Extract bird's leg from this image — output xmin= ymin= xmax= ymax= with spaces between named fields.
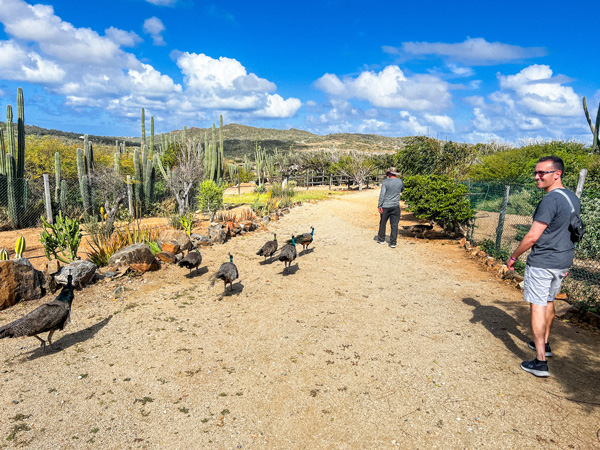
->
xmin=34 ymin=335 xmax=46 ymax=350
xmin=47 ymin=329 xmax=56 ymax=349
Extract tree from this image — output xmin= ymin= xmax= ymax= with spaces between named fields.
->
xmin=90 ymin=167 xmax=126 ymax=235
xmin=167 ymin=138 xmax=203 ymax=215
xmin=336 ymin=151 xmax=374 ymax=191
xmin=274 ymin=147 xmax=302 ymax=188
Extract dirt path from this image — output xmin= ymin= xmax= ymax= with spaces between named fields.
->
xmin=1 ymin=189 xmax=599 ymax=449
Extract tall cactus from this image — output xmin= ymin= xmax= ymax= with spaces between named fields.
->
xmin=17 ymin=88 xmax=25 ymax=179
xmin=141 ymin=108 xmax=146 ymax=146
xmin=0 ymin=128 xmax=5 ymax=176
xmin=150 ymin=116 xmax=154 ymax=154
xmin=114 ymin=151 xmax=121 ymax=175
xmin=76 ymin=148 xmax=91 ymax=214
xmin=583 ymin=96 xmax=600 ymax=153
xmin=133 ymin=147 xmax=143 ymax=210
xmin=4 ymin=89 xmax=28 ymax=228
xmin=60 ymin=179 xmax=67 ymax=213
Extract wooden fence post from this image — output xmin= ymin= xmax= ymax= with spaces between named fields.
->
xmin=576 ymin=169 xmax=588 ymax=198
xmin=43 ymin=173 xmax=53 ymax=224
xmin=495 ymin=185 xmax=510 ymax=254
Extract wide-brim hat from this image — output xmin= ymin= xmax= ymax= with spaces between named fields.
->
xmin=386 ymin=167 xmax=401 ymax=176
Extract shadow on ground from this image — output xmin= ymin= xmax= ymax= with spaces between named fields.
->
xmin=27 ymin=315 xmax=113 ymax=360
xmin=463 ymin=297 xmax=600 ymax=411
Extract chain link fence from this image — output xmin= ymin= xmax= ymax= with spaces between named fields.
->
xmin=466 ymin=176 xmax=600 ymax=310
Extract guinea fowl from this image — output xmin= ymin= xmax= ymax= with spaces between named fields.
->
xmin=402 ymin=221 xmax=434 ymax=238
xmin=256 ymin=233 xmax=278 ymax=262
xmin=178 ymin=247 xmax=203 ymax=274
xmin=0 ymin=274 xmax=74 ymax=351
xmin=211 ymin=253 xmax=239 ymax=293
xmin=287 ymin=226 xmax=314 ymax=251
xmin=279 ymin=235 xmax=297 ymax=271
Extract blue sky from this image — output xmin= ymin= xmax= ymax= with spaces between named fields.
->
xmin=0 ymin=0 xmax=599 ymax=145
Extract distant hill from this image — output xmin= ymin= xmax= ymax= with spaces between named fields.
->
xmin=2 ymin=121 xmax=410 ymax=159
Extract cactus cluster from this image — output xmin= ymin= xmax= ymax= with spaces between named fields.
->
xmin=583 ymin=96 xmax=600 ymax=153
xmin=131 ymin=108 xmax=157 ymax=215
xmin=1 ymin=88 xmax=28 ymax=228
xmin=204 ymin=115 xmax=225 ymax=184
xmin=76 ymin=136 xmax=94 ymax=215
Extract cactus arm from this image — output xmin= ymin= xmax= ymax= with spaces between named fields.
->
xmin=141 ymin=108 xmax=146 ymax=146
xmin=17 ymin=88 xmax=25 ymax=179
xmin=0 ymin=128 xmax=5 ymax=176
xmin=6 ymin=105 xmax=15 ymax=160
xmin=150 ymin=116 xmax=154 ymax=153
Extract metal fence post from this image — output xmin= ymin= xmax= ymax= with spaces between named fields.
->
xmin=43 ymin=173 xmax=53 ymax=224
xmin=495 ymin=185 xmax=510 ymax=253
xmin=576 ymin=169 xmax=588 ymax=199
xmin=127 ymin=175 xmax=133 ymax=217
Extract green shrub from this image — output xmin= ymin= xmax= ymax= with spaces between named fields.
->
xmin=576 ymin=197 xmax=600 ymax=260
xmin=269 ymin=183 xmax=295 ymax=199
xmin=403 ymin=175 xmax=474 ymax=233
xmin=197 ymin=180 xmax=224 ymax=221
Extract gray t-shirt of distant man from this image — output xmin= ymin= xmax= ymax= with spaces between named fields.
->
xmin=378 ymin=178 xmax=404 ymax=208
xmin=527 ymin=188 xmax=581 ymax=269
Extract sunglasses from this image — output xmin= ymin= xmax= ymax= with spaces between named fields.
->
xmin=533 ymin=170 xmax=558 ymax=177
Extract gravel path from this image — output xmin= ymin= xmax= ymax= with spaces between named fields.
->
xmin=1 ymin=188 xmax=599 ymax=449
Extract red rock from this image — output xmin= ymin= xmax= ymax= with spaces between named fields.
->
xmin=162 ymin=240 xmax=180 ymax=254
xmin=156 ymin=251 xmax=177 ymax=264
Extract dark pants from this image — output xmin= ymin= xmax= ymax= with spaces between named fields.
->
xmin=378 ymin=205 xmax=401 ymax=245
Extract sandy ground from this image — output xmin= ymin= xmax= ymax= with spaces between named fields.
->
xmin=1 ymin=188 xmax=599 ymax=449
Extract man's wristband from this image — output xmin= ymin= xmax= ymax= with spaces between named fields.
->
xmin=509 ymin=256 xmax=516 ymax=262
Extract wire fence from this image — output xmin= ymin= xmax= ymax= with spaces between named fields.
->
xmin=466 ymin=176 xmax=600 ymax=309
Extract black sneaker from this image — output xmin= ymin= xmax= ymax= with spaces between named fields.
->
xmin=520 ymin=358 xmax=550 ymax=377
xmin=377 ymin=240 xmax=386 ymax=245
xmin=528 ymin=341 xmax=553 ymax=357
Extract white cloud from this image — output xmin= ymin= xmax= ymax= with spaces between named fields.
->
xmin=105 ymin=27 xmax=142 ymax=47
xmin=399 ymin=111 xmax=429 ymax=135
xmin=0 ymin=40 xmax=65 ymax=83
xmin=315 ymin=65 xmax=451 ymax=112
xmin=393 ymin=37 xmax=547 ymax=65
xmin=145 ymin=0 xmax=177 ymax=5
xmin=253 ymin=94 xmax=302 ymax=118
xmin=497 ymin=65 xmax=580 ymax=116
xmin=424 ymin=114 xmax=455 ymax=132
xmin=143 ymin=17 xmax=166 ymax=46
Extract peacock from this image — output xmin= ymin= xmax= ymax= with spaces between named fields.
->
xmin=0 ymin=274 xmax=74 ymax=351
xmin=279 ymin=235 xmax=297 ymax=271
xmin=288 ymin=226 xmax=314 ymax=251
xmin=256 ymin=233 xmax=278 ymax=262
xmin=211 ymin=253 xmax=239 ymax=293
xmin=178 ymin=247 xmax=203 ymax=274
xmin=402 ymin=221 xmax=434 ymax=239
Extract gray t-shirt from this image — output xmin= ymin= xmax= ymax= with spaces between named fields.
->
xmin=378 ymin=177 xmax=404 ymax=208
xmin=527 ymin=188 xmax=580 ymax=269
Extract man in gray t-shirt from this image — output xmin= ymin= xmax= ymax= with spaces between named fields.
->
xmin=377 ymin=167 xmax=404 ymax=248
xmin=507 ymin=156 xmax=580 ymax=378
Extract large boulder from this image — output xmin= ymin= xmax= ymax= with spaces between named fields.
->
xmin=54 ymin=260 xmax=98 ymax=288
xmin=0 ymin=259 xmax=45 ymax=310
xmin=158 ymin=230 xmax=191 ymax=253
xmin=208 ymin=224 xmax=227 ymax=244
xmin=108 ymin=243 xmax=159 ymax=273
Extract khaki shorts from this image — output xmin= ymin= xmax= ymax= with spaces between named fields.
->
xmin=524 ymin=265 xmax=568 ymax=306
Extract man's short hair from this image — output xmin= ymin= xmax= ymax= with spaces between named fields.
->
xmin=538 ymin=155 xmax=564 ymax=176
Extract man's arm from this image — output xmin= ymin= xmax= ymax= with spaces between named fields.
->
xmin=506 ymin=220 xmax=548 ymax=269
xmin=378 ymin=182 xmax=387 ymax=212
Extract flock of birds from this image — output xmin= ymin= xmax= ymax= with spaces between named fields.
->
xmin=0 ymin=226 xmax=316 ymax=352
xmin=177 ymin=225 xmax=315 ymax=293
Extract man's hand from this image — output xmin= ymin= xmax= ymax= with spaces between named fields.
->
xmin=507 ymin=256 xmax=516 ymax=270
xmin=378 ymin=207 xmax=383 ymax=214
